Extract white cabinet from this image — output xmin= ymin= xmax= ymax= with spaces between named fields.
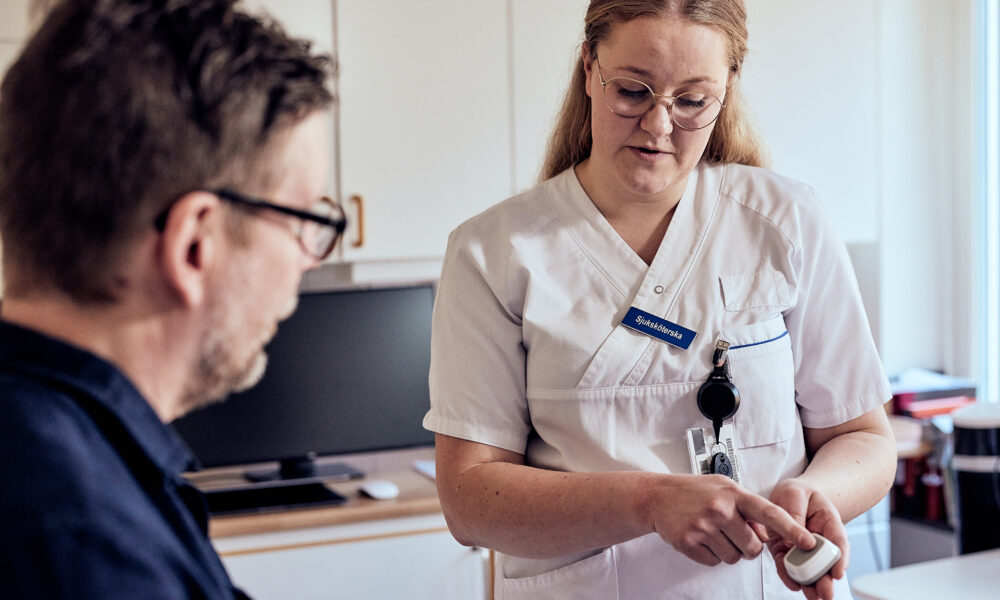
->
xmin=217 ymin=513 xmax=487 ymax=600
xmin=241 ymin=1 xmax=591 ymax=270
xmin=335 ymin=0 xmax=512 ymax=262
xmin=0 ymin=0 xmax=29 ymax=86
xmin=244 ymin=0 xmax=334 ymax=53
xmin=243 ymin=0 xmax=340 ymax=239
xmin=0 ymin=0 xmax=29 ymax=40
xmin=0 ymin=0 xmax=28 ymax=297
xmin=845 ymin=495 xmax=891 ymax=581
xmin=0 ymin=41 xmax=22 ymax=80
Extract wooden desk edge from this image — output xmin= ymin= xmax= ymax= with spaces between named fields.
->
xmin=202 ymin=450 xmax=442 ymax=539
xmin=209 ymin=494 xmax=443 ymax=538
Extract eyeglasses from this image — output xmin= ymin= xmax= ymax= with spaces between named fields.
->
xmin=595 ymin=57 xmax=724 ymax=130
xmin=214 ymin=188 xmax=347 ymax=261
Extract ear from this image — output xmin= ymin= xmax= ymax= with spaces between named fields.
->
xmin=157 ymin=191 xmax=224 ymax=308
xmin=581 ymin=42 xmax=594 ymax=99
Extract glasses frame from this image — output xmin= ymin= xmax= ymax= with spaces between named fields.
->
xmin=213 ymin=188 xmax=347 ymax=261
xmin=594 ymin=57 xmax=724 ymax=131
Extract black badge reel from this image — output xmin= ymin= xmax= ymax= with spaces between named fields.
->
xmin=686 ymin=340 xmax=741 ymax=481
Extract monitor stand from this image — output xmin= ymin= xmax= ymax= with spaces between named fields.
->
xmin=243 ymin=453 xmax=365 ymax=483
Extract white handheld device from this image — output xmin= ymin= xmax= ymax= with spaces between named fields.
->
xmin=783 ymin=534 xmax=842 ymax=586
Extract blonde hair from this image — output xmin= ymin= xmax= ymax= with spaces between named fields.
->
xmin=541 ymin=0 xmax=768 ymax=180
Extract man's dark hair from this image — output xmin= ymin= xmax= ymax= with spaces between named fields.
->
xmin=0 ymin=0 xmax=333 ymax=302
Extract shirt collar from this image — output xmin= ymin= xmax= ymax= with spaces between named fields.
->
xmin=0 ymin=320 xmax=196 ymax=475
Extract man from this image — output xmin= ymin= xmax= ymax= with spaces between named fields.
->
xmin=0 ymin=0 xmax=343 ymax=597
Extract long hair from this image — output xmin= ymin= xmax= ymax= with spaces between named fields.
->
xmin=541 ymin=0 xmax=768 ymax=180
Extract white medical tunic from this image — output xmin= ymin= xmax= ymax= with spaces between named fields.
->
xmin=424 ymin=161 xmax=890 ymax=600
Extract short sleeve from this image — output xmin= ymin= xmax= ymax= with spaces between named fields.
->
xmin=783 ymin=191 xmax=892 ymax=428
xmin=423 ymin=225 xmax=532 ymax=454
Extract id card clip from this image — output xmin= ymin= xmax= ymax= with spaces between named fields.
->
xmin=685 ymin=424 xmax=741 ymax=484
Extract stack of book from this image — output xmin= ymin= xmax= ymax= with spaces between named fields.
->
xmin=890 ymin=368 xmax=977 ymax=419
xmin=889 ymin=368 xmax=976 ymax=526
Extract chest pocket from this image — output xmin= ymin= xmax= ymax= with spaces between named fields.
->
xmin=723 ymin=315 xmax=797 ymax=450
xmin=720 ymin=270 xmax=790 ymax=311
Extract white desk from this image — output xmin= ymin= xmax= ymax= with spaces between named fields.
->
xmin=851 ymin=548 xmax=1000 ymax=600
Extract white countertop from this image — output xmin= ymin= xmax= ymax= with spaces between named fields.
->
xmin=851 ymin=548 xmax=1000 ymax=600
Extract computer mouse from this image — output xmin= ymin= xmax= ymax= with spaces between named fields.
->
xmin=358 ymin=479 xmax=400 ymax=500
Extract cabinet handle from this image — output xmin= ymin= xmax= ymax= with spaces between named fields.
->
xmin=349 ymin=194 xmax=365 ymax=248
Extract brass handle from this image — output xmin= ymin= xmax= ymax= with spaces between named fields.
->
xmin=349 ymin=194 xmax=365 ymax=248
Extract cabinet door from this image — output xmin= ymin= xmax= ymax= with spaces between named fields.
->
xmin=244 ymin=0 xmax=334 ymax=53
xmin=336 ymin=0 xmax=512 ymax=261
xmin=0 ymin=0 xmax=29 ymax=81
xmin=0 ymin=0 xmax=29 ymax=40
xmin=0 ymin=41 xmax=22 ymax=81
xmin=222 ymin=528 xmax=487 ymax=600
xmin=243 ymin=0 xmax=339 ymax=213
xmin=844 ymin=495 xmax=891 ymax=579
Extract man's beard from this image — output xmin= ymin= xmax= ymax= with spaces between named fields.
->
xmin=173 ymin=276 xmax=298 ymax=419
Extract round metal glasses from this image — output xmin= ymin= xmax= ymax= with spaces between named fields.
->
xmin=595 ymin=57 xmax=724 ymax=131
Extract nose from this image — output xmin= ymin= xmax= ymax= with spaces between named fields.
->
xmin=639 ymin=98 xmax=674 ymax=137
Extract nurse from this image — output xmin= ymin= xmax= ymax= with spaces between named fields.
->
xmin=424 ymin=1 xmax=896 ymax=598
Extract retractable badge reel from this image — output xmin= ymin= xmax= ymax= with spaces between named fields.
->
xmin=695 ymin=340 xmax=740 ymax=479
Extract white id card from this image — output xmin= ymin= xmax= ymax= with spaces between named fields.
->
xmin=685 ymin=423 xmax=741 ymax=484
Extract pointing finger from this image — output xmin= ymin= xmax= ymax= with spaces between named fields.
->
xmin=737 ymin=494 xmax=812 ymax=548
xmin=748 ymin=520 xmax=769 ymax=543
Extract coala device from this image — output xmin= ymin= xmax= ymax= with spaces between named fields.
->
xmin=783 ymin=534 xmax=842 ymax=586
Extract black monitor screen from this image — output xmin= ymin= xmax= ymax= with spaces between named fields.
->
xmin=172 ymin=282 xmax=435 ymax=472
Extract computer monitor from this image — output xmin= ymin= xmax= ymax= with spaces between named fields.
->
xmin=171 ymin=279 xmax=436 ymax=483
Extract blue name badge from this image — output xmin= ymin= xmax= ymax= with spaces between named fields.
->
xmin=621 ymin=307 xmax=697 ymax=350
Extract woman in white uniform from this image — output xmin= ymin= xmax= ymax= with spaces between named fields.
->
xmin=423 ymin=1 xmax=896 ymax=598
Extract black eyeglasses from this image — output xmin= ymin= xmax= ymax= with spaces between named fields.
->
xmin=213 ymin=189 xmax=347 ymax=261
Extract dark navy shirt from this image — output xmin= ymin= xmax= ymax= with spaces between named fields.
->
xmin=0 ymin=321 xmax=250 ymax=599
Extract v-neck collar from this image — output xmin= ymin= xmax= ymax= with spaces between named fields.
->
xmin=543 ymin=162 xmax=723 ymax=312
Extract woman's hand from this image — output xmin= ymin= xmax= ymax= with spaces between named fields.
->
xmin=648 ymin=474 xmax=813 ymax=567
xmin=767 ymin=478 xmax=849 ymax=600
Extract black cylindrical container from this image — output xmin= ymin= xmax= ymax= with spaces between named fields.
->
xmin=951 ymin=402 xmax=1000 ymax=554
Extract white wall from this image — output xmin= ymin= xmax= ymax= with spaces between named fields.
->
xmin=510 ymin=0 xmax=590 ymax=191
xmin=948 ymin=2 xmax=979 ymax=384
xmin=877 ymin=0 xmax=950 ymax=376
xmin=743 ymin=0 xmax=880 ymax=245
xmin=877 ymin=1 xmax=973 ymax=378
xmin=742 ymin=0 xmax=973 ymax=378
